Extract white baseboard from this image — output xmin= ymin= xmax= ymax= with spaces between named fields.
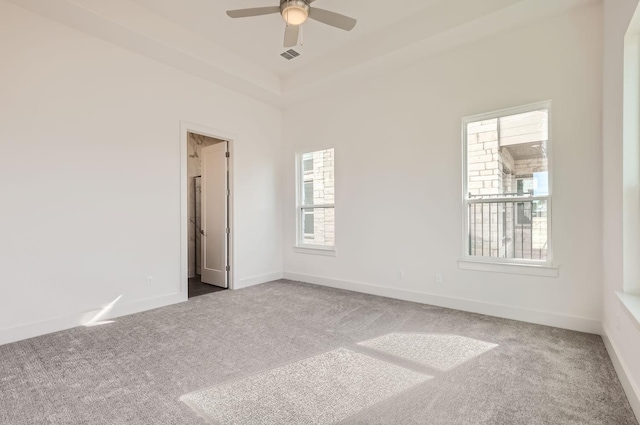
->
xmin=106 ymin=292 xmax=187 ymax=321
xmin=236 ymin=271 xmax=283 ymax=290
xmin=602 ymin=324 xmax=640 ymax=421
xmin=0 ymin=292 xmax=186 ymax=346
xmin=283 ymin=272 xmax=601 ymax=334
xmin=0 ymin=269 xmax=285 ymax=345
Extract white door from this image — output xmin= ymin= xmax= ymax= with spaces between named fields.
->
xmin=201 ymin=142 xmax=228 ymax=288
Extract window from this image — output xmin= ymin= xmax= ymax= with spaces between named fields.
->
xmin=463 ymin=102 xmax=551 ymax=263
xmin=297 ymin=148 xmax=335 ymax=249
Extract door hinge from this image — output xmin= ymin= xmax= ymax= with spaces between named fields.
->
xmin=226 ymin=227 xmax=230 ymax=234
xmin=226 ymin=189 xmax=230 ymax=196
xmin=225 ymin=265 xmax=230 ymax=272
xmin=225 ymin=152 xmax=230 ymax=158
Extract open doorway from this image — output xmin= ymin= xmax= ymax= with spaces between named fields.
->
xmin=187 ymin=132 xmax=230 ymax=298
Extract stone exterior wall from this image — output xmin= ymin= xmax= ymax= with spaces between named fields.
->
xmin=501 ymin=148 xmax=516 ymax=193
xmin=303 ymin=149 xmax=335 ymax=246
xmin=467 ymin=119 xmax=501 ymax=197
xmin=468 ymin=119 xmax=505 ymax=258
xmin=514 ymin=158 xmax=546 ymax=177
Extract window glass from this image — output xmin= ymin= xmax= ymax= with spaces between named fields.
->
xmin=302 ymin=150 xmax=334 ymax=206
xmin=299 ymin=148 xmax=335 ymax=248
xmin=467 ymin=110 xmax=548 ymax=199
xmin=465 ymin=106 xmax=550 ymax=262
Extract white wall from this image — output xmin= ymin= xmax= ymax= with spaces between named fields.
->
xmin=623 ymin=33 xmax=640 ymax=295
xmin=283 ymin=3 xmax=603 ymax=333
xmin=603 ymin=0 xmax=640 ymax=417
xmin=0 ymin=1 xmax=282 ymax=344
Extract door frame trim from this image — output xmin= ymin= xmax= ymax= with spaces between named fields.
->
xmin=180 ymin=121 xmax=235 ymax=299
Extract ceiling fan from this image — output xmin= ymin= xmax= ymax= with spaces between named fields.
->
xmin=226 ymin=0 xmax=357 ymax=48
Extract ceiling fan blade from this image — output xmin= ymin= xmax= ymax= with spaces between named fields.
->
xmin=226 ymin=6 xmax=280 ymax=18
xmin=308 ymin=8 xmax=357 ymax=31
xmin=284 ymin=24 xmax=300 ymax=48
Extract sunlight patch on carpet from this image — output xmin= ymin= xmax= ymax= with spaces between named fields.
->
xmin=180 ymin=348 xmax=430 ymax=425
xmin=358 ymin=333 xmax=498 ymax=372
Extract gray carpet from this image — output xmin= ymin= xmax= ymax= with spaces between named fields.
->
xmin=0 ymin=280 xmax=636 ymax=425
xmin=182 ymin=348 xmax=430 ymax=425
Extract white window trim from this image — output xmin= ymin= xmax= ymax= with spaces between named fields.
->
xmin=293 ymin=246 xmax=337 ymax=256
xmin=458 ymin=259 xmax=559 ymax=278
xmin=295 ymin=148 xmax=336 ymax=253
xmin=616 ymin=291 xmax=640 ymax=331
xmin=461 ymin=100 xmax=554 ymax=268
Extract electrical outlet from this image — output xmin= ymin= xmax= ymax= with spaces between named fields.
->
xmin=398 ymin=268 xmax=405 ymax=279
xmin=147 ymin=276 xmax=153 ymax=286
xmin=435 ymin=273 xmax=443 ymax=284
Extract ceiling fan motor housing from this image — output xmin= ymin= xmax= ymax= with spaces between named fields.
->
xmin=280 ymin=0 xmax=310 ymax=26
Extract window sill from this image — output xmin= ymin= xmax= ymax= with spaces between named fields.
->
xmin=293 ymin=246 xmax=336 ymax=257
xmin=616 ymin=291 xmax=640 ymax=331
xmin=458 ymin=259 xmax=559 ymax=278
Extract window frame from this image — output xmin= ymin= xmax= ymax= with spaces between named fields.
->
xmin=295 ymin=148 xmax=336 ymax=252
xmin=462 ymin=100 xmax=553 ymax=266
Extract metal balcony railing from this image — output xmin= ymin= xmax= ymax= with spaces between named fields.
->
xmin=467 ymin=194 xmax=548 ymax=261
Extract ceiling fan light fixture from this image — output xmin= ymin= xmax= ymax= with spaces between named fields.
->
xmin=280 ymin=1 xmax=309 ymax=26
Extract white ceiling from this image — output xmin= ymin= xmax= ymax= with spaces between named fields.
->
xmin=9 ymin=0 xmax=598 ymax=106
xmin=129 ymin=0 xmax=445 ymax=77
